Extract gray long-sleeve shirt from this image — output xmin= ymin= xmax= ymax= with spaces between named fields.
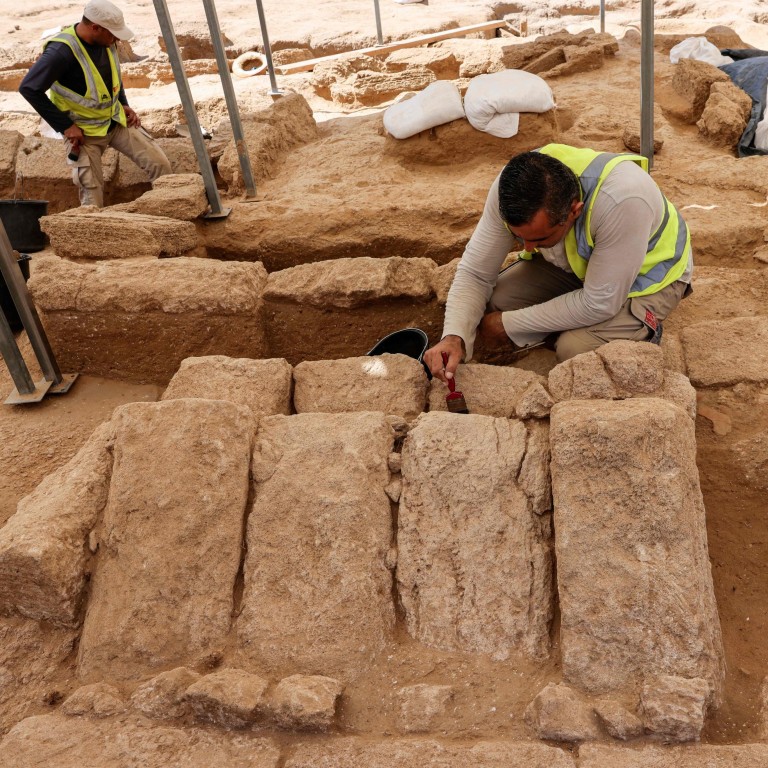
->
xmin=443 ymin=160 xmax=693 ymax=359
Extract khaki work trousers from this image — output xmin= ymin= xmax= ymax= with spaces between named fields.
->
xmin=69 ymin=125 xmax=172 ymax=208
xmin=488 ymin=254 xmax=691 ymax=362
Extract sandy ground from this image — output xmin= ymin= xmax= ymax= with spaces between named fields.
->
xmin=2 ymin=0 xmax=768 ymax=753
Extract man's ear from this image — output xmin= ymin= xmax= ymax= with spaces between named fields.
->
xmin=571 ymin=200 xmax=585 ymax=218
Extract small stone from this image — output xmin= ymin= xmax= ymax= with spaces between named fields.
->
xmin=594 ymin=699 xmax=644 ymax=740
xmin=622 ymin=127 xmax=663 ymax=154
xmin=397 ymin=684 xmax=454 ymax=733
xmin=385 ymin=477 xmax=402 ymax=503
xmin=514 ymin=380 xmax=554 ymax=419
xmin=596 ymin=340 xmax=664 ymax=395
xmin=184 ymin=668 xmax=269 ymax=728
xmin=131 ymin=667 xmax=201 ymax=720
xmin=387 ymin=415 xmax=410 ymax=438
xmin=60 ymin=683 xmax=127 ymax=718
xmin=524 ymin=683 xmax=600 ymax=742
xmin=88 ymin=529 xmax=99 ymax=554
xmin=269 ymin=674 xmax=343 ymax=731
xmin=641 ymin=675 xmax=711 ymax=742
xmin=387 ymin=452 xmax=402 ymax=474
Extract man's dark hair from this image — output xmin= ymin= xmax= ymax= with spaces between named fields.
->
xmin=498 ymin=151 xmax=580 ymax=227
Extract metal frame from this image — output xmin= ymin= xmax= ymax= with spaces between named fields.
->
xmin=600 ymin=0 xmax=605 ymax=33
xmin=254 ymin=0 xmax=283 ymax=96
xmin=153 ymin=0 xmax=231 ymax=217
xmin=640 ymin=0 xmax=655 ymax=167
xmin=373 ymin=0 xmax=384 ymax=45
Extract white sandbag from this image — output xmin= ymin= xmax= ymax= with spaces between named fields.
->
xmin=464 ymin=69 xmax=555 ymax=139
xmin=383 ymin=80 xmax=465 ymax=139
xmin=755 ymin=84 xmax=768 ymax=151
xmin=669 ymin=37 xmax=733 ymax=67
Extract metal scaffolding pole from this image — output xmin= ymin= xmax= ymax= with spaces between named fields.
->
xmin=373 ymin=0 xmax=384 ymax=45
xmin=201 ymin=0 xmax=257 ymax=198
xmin=153 ymin=0 xmax=230 ymax=217
xmin=600 ymin=0 xmax=605 ymax=33
xmin=254 ymin=0 xmax=283 ymax=96
xmin=640 ymin=0 xmax=655 ymax=168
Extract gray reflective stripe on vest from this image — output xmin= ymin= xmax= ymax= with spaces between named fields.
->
xmin=646 ymin=200 xmax=670 ymax=252
xmin=571 ymin=152 xmax=617 ymax=258
xmin=630 ymin=207 xmax=689 ymax=294
xmin=52 ymin=32 xmax=102 ymax=107
xmin=50 ymin=82 xmax=106 ymax=110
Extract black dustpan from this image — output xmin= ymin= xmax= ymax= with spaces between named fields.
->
xmin=366 ymin=327 xmax=431 ymax=379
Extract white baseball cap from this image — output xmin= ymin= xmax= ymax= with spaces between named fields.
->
xmin=83 ymin=0 xmax=134 ymax=40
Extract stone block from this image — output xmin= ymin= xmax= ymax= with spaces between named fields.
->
xmin=263 ymin=257 xmax=442 ymax=365
xmin=15 ymin=136 xmax=111 ymax=213
xmin=60 ymin=683 xmax=126 ymax=717
xmin=580 ymin=744 xmax=768 ymax=767
xmin=131 ymin=667 xmax=201 ymax=719
xmin=683 ymin=209 xmax=763 ymax=265
xmin=77 ymin=399 xmax=254 ymax=682
xmin=594 ymin=700 xmax=644 ymax=740
xmin=269 ymin=674 xmax=343 ymax=731
xmin=641 ymin=675 xmax=711 ymax=742
xmin=39 ymin=210 xmax=200 ymax=260
xmin=697 ymin=82 xmax=753 ymax=149
xmin=184 ymin=668 xmax=269 ymax=729
xmin=397 ymin=413 xmax=554 ymax=660
xmin=158 ymin=21 xmax=232 ymax=60
xmin=0 ymin=421 xmax=114 ymax=626
xmin=550 ymin=399 xmax=725 ymax=702
xmin=672 ymin=59 xmax=730 ymax=122
xmin=28 ymin=256 xmax=268 ymax=385
xmin=682 ymin=317 xmax=768 ymax=387
xmin=109 ymin=173 xmax=209 ymax=220
xmin=385 ymin=48 xmax=460 ymax=79
xmin=237 ymin=413 xmax=395 ymax=681
xmin=285 ymin=738 xmax=575 ymax=768
xmin=397 ymin=684 xmax=454 ymax=734
xmin=0 ymin=129 xmax=22 ymax=195
xmin=546 ymin=44 xmax=605 ymax=77
xmin=524 ymin=682 xmax=601 ymax=742
xmin=432 ymin=258 xmax=459 ymax=305
xmin=595 ymin=340 xmax=664 ymax=395
xmin=0 ymin=714 xmax=280 ymax=767
xmin=218 ymin=93 xmax=318 ymax=193
xmin=162 ymin=356 xmax=293 ymax=417
xmin=427 ymin=363 xmax=539 ymax=417
xmin=294 ymin=354 xmax=427 ymax=421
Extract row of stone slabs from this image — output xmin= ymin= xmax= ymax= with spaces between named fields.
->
xmin=0 ymin=349 xmax=723 ymax=722
xmin=5 ymin=719 xmax=768 ymax=768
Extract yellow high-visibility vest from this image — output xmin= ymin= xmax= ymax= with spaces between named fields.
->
xmin=44 ymin=25 xmax=127 ymax=137
xmin=518 ymin=144 xmax=691 ymax=297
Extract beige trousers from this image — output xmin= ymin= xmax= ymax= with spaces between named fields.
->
xmin=488 ymin=254 xmax=691 ymax=362
xmin=69 ymin=125 xmax=172 ymax=207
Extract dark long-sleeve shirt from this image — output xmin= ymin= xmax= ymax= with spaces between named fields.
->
xmin=19 ymin=26 xmax=127 ymax=134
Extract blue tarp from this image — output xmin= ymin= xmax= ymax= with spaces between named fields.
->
xmin=719 ymin=49 xmax=768 ymax=157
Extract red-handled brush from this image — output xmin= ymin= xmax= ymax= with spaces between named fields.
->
xmin=441 ymin=352 xmax=469 ymax=414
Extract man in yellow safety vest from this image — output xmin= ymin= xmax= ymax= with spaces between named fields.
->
xmin=20 ymin=0 xmax=171 ymax=207
xmin=424 ymin=144 xmax=693 ymax=383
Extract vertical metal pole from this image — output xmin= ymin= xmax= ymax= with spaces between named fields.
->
xmin=640 ymin=0 xmax=655 ymax=168
xmin=153 ymin=0 xmax=230 ymax=217
xmin=201 ymin=0 xmax=257 ymax=199
xmin=253 ymin=0 xmax=283 ymax=96
xmin=0 ymin=310 xmax=36 ymax=395
xmin=373 ymin=0 xmax=384 ymax=45
xmin=0 ymin=223 xmax=61 ymax=384
xmin=600 ymin=0 xmax=605 ymax=33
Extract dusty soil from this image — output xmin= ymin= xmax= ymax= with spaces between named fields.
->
xmin=2 ymin=0 xmax=768 ymax=756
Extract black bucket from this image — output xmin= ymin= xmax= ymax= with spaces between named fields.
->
xmin=367 ymin=327 xmax=432 ymax=379
xmin=0 ymin=199 xmax=48 ymax=253
xmin=1 ymin=253 xmax=31 ymax=333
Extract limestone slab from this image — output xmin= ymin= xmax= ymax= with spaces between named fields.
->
xmin=263 ymin=257 xmax=442 ymax=365
xmin=550 ymin=399 xmax=725 ymax=702
xmin=0 ymin=421 xmax=114 ymax=626
xmin=397 ymin=412 xmax=554 ymax=660
xmin=237 ymin=412 xmax=395 ymax=681
xmin=294 ymin=354 xmax=427 ymax=421
xmin=77 ymin=399 xmax=254 ymax=682
xmin=29 ymin=256 xmax=268 ymax=385
xmin=110 ymin=173 xmax=209 ymax=220
xmin=426 ymin=363 xmax=539 ymax=418
xmin=0 ymin=129 xmax=22 ymax=193
xmin=580 ymin=743 xmax=768 ymax=767
xmin=682 ymin=317 xmax=768 ymax=387
xmin=40 ymin=210 xmax=200 ymax=261
xmin=131 ymin=667 xmax=201 ymax=720
xmin=285 ymin=738 xmax=575 ymax=767
xmin=0 ymin=714 xmax=280 ymax=768
xmin=185 ymin=668 xmax=269 ymax=728
xmin=162 ymin=356 xmax=293 ymax=416
xmin=269 ymin=674 xmax=343 ymax=731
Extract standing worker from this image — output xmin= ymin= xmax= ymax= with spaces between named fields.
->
xmin=19 ymin=0 xmax=171 ymax=208
xmin=423 ymin=144 xmax=693 ymax=383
